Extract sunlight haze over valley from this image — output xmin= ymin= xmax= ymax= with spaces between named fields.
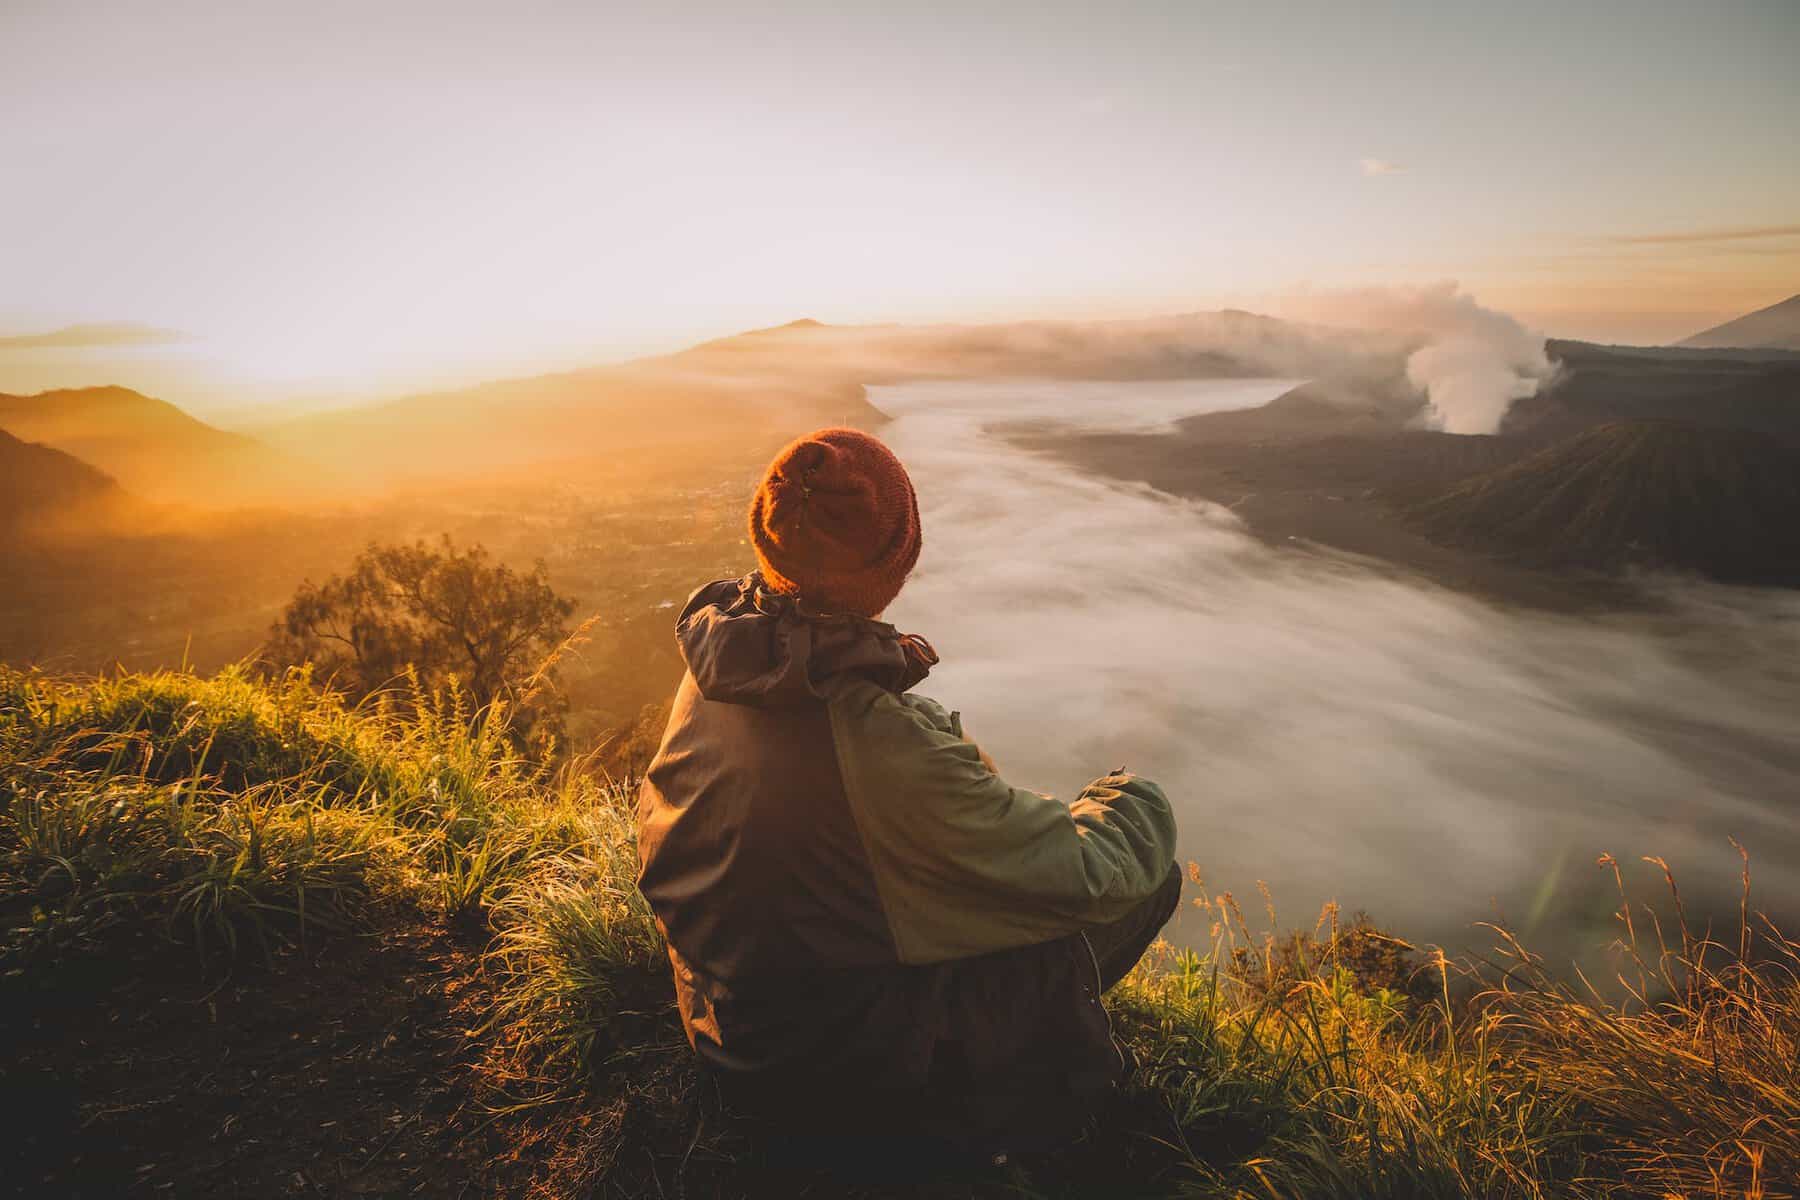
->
xmin=3 ymin=0 xmax=1798 ymax=413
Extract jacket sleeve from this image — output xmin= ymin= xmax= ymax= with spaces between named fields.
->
xmin=825 ymin=683 xmax=1179 ymax=964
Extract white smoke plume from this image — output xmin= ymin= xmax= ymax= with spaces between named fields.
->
xmin=696 ymin=283 xmax=1556 ymax=435
xmin=1270 ymin=283 xmax=1558 ymax=434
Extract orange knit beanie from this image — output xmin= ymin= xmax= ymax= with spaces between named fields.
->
xmin=748 ymin=427 xmax=922 ymax=618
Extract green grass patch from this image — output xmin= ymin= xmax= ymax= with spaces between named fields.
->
xmin=3 ymin=664 xmax=1796 ymax=1198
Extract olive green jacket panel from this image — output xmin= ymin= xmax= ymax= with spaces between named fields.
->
xmin=825 ymin=679 xmax=1179 ymax=965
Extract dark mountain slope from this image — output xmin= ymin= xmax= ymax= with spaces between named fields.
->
xmin=0 ymin=386 xmax=284 ymax=505
xmin=0 ymin=428 xmax=134 ymax=531
xmin=1406 ymin=422 xmax=1800 ymax=584
xmin=1680 ymin=293 xmax=1800 ymax=351
xmin=1508 ymin=342 xmax=1800 ymax=441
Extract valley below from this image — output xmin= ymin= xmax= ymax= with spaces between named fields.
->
xmin=878 ymin=377 xmax=1800 ymax=973
xmin=6 ymin=313 xmax=1800 ymax=959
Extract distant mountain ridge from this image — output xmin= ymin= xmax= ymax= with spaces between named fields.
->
xmin=1405 ymin=421 xmax=1800 ymax=584
xmin=1679 ymin=293 xmax=1800 ymax=351
xmin=0 ymin=386 xmax=283 ymax=505
xmin=9 ymin=310 xmax=1798 ymax=516
xmin=0 ymin=427 xmax=134 ymax=532
xmin=259 ymin=309 xmax=1402 ymax=492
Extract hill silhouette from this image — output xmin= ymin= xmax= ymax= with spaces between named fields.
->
xmin=1680 ymin=293 xmax=1800 ymax=351
xmin=1405 ymin=421 xmax=1800 ymax=584
xmin=0 ymin=428 xmax=133 ymax=531
xmin=0 ymin=386 xmax=282 ymax=505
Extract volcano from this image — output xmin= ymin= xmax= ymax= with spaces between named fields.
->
xmin=1405 ymin=421 xmax=1800 ymax=584
xmin=1679 ymin=293 xmax=1800 ymax=352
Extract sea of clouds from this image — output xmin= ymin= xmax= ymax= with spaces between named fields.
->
xmin=879 ymin=377 xmax=1800 ymax=970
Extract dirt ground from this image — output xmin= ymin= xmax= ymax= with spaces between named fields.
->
xmin=3 ymin=920 xmax=1201 ymax=1199
xmin=1 ymin=924 xmax=1038 ymax=1199
xmin=2 ymin=926 xmax=516 ymax=1198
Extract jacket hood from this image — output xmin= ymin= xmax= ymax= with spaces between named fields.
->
xmin=674 ymin=573 xmax=937 ymax=706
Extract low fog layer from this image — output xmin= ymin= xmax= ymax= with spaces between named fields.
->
xmin=879 ymin=379 xmax=1800 ymax=967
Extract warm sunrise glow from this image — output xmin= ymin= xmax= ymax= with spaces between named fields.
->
xmin=3 ymin=1 xmax=1798 ymax=413
xmin=7 ymin=7 xmax=1800 ymax=1193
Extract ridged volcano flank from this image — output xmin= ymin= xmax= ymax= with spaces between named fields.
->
xmin=1406 ymin=422 xmax=1800 ymax=584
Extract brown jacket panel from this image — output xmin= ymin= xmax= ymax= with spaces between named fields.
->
xmin=637 ymin=670 xmax=899 ymax=976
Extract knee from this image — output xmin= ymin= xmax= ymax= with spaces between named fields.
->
xmin=1153 ymin=861 xmax=1182 ymax=925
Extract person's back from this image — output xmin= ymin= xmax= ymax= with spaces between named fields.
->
xmin=636 ymin=427 xmax=1180 ymax=1159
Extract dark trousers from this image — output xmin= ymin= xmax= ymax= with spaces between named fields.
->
xmin=1084 ymin=861 xmax=1184 ymax=993
xmin=711 ymin=862 xmax=1185 ymax=1169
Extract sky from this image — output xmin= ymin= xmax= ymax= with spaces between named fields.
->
xmin=2 ymin=0 xmax=1797 ymax=414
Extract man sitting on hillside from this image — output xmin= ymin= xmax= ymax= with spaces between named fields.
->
xmin=635 ymin=427 xmax=1181 ymax=1161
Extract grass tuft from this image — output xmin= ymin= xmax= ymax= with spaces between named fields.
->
xmin=4 ymin=663 xmax=1797 ymax=1198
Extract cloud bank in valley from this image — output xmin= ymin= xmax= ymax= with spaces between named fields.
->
xmin=878 ymin=378 xmax=1800 ymax=968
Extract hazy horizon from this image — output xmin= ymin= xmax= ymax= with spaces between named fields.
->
xmin=1 ymin=289 xmax=1793 ymax=427
xmin=4 ymin=0 xmax=1798 ymax=415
